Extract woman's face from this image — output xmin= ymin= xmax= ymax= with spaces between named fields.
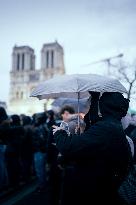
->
xmin=61 ymin=111 xmax=71 ymax=122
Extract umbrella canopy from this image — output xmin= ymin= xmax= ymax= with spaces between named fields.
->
xmin=30 ymin=74 xmax=127 ymax=99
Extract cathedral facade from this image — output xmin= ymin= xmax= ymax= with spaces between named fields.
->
xmin=9 ymin=41 xmax=65 ymax=115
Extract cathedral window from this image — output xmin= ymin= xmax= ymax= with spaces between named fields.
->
xmin=30 ymin=54 xmax=33 ymax=70
xmin=21 ymin=91 xmax=24 ymax=99
xmin=16 ymin=91 xmax=19 ymax=99
xmin=22 ymin=53 xmax=25 ymax=70
xmin=46 ymin=51 xmax=49 ymax=68
xmin=17 ymin=54 xmax=20 ymax=70
xmin=51 ymin=50 xmax=54 ymax=68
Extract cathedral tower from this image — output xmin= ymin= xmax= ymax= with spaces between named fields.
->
xmin=41 ymin=41 xmax=65 ymax=80
xmin=9 ymin=42 xmax=65 ymax=115
xmin=12 ymin=45 xmax=35 ymax=72
xmin=9 ymin=45 xmax=38 ymax=114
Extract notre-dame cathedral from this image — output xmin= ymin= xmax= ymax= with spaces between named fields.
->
xmin=9 ymin=41 xmax=65 ymax=115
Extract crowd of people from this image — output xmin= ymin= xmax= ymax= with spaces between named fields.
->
xmin=0 ymin=92 xmax=136 ymax=205
xmin=0 ymin=105 xmax=78 ymax=194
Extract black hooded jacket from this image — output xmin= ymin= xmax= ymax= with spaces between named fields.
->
xmin=54 ymin=92 xmax=131 ymax=204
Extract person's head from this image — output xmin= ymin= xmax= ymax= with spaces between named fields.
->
xmin=22 ymin=116 xmax=32 ymax=126
xmin=11 ymin=114 xmax=21 ymax=126
xmin=33 ymin=112 xmax=47 ymax=126
xmin=38 ymin=113 xmax=47 ymax=125
xmin=47 ymin=110 xmax=55 ymax=121
xmin=99 ymin=92 xmax=129 ymax=120
xmin=60 ymin=105 xmax=75 ymax=122
xmin=0 ymin=107 xmax=8 ymax=125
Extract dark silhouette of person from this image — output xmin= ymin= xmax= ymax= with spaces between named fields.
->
xmin=54 ymin=92 xmax=131 ymax=205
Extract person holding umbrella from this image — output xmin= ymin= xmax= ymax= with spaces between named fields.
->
xmin=53 ymin=92 xmax=131 ymax=205
xmin=30 ymin=74 xmax=130 ymax=204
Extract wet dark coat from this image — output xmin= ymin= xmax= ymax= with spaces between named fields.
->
xmin=32 ymin=124 xmax=48 ymax=153
xmin=54 ymin=116 xmax=131 ymax=205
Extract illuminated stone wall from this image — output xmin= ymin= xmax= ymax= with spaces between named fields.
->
xmin=9 ymin=41 xmax=65 ymax=115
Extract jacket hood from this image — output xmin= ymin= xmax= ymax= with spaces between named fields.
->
xmin=99 ymin=92 xmax=129 ymax=120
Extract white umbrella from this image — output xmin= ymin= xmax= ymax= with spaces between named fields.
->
xmin=30 ymin=74 xmax=127 ymax=128
xmin=30 ymin=74 xmax=127 ymax=99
